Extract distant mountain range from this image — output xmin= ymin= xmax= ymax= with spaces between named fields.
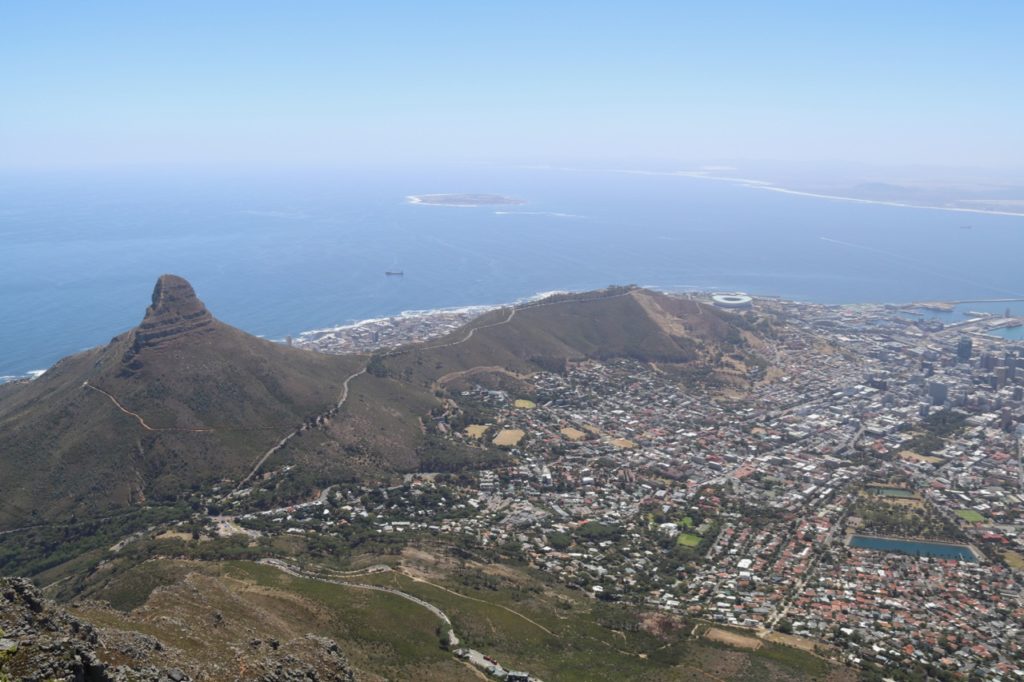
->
xmin=0 ymin=276 xmax=761 ymax=529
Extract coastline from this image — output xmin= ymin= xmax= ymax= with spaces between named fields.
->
xmin=293 ymin=289 xmax=572 ymax=355
xmin=7 ymin=285 xmax=1017 ymax=383
xmin=0 ymin=369 xmax=46 ymax=385
xmin=562 ymin=166 xmax=1024 ymax=218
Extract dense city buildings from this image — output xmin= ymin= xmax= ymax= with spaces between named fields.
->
xmin=247 ymin=293 xmax=1024 ymax=679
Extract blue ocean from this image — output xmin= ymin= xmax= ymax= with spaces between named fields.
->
xmin=3 ymin=166 xmax=1024 ymax=379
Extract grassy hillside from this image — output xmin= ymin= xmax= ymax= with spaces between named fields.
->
xmin=379 ymin=286 xmax=757 ymax=389
xmin=0 ymin=282 xmax=763 ymax=530
xmin=66 ymin=555 xmax=854 ymax=682
xmin=0 ymin=276 xmax=363 ymax=528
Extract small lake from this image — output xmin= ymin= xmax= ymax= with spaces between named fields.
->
xmin=849 ymin=534 xmax=976 ymax=561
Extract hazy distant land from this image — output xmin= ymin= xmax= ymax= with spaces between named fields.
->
xmin=407 ymin=193 xmax=526 ymax=207
xmin=675 ymin=166 xmax=1024 ymax=217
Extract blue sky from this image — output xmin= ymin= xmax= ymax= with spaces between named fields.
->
xmin=3 ymin=1 xmax=1022 ymax=169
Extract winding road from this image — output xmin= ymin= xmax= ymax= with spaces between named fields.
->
xmin=236 ymin=367 xmax=367 ymax=489
xmin=257 ymin=559 xmax=544 ymax=681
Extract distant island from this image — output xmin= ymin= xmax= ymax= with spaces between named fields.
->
xmin=406 ymin=193 xmax=526 ymax=207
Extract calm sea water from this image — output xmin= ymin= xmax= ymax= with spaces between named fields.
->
xmin=906 ymin=301 xmax=1024 ymax=340
xmin=3 ymin=166 xmax=1024 ymax=378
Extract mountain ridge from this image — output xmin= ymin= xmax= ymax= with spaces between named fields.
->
xmin=0 ymin=278 xmax=763 ymax=530
xmin=0 ymin=275 xmax=363 ymax=528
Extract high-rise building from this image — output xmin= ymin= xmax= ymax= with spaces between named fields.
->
xmin=927 ymin=381 xmax=948 ymax=406
xmin=957 ymin=336 xmax=973 ymax=363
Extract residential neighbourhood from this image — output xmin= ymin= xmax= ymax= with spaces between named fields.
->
xmin=236 ymin=295 xmax=1024 ymax=679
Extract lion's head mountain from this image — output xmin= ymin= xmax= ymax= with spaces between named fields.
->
xmin=0 ymin=275 xmax=757 ymax=530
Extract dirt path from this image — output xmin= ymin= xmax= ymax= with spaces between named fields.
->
xmin=392 ymin=306 xmax=517 ymax=355
xmin=434 ymin=365 xmax=532 ymax=388
xmin=83 ymin=381 xmax=214 ymax=433
xmin=386 ymin=288 xmax=635 ymax=360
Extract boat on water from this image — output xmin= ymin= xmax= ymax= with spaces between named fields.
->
xmin=385 ymin=271 xmax=404 ymax=276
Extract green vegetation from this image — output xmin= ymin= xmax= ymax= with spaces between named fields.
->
xmin=331 ymin=566 xmax=693 ymax=680
xmin=955 ymin=509 xmax=985 ymax=523
xmin=0 ymin=284 xmax=762 ymax=537
xmin=0 ymin=504 xmax=189 ymax=580
xmin=0 ymin=276 xmax=365 ymax=529
xmin=1002 ymin=550 xmax=1024 ymax=569
xmin=547 ymin=531 xmax=571 ymax=550
xmin=752 ymin=641 xmax=830 ymax=677
xmin=677 ymin=533 xmax=702 ymax=548
xmin=76 ymin=559 xmax=206 ymax=611
xmin=380 ymin=287 xmax=759 ymax=392
xmin=576 ymin=521 xmax=621 ymax=541
xmin=228 ymin=562 xmax=451 ymax=667
xmin=868 ymin=486 xmax=917 ymax=499
xmin=853 ymin=494 xmax=964 ymax=541
xmin=901 ymin=410 xmax=968 ymax=455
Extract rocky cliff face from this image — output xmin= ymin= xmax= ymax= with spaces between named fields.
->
xmin=1 ymin=577 xmax=125 ymax=681
xmin=122 ymin=275 xmax=215 ymax=372
xmin=0 ymin=578 xmax=356 ymax=682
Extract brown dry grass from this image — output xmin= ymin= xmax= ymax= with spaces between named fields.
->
xmin=704 ymin=627 xmax=762 ymax=650
xmin=493 ymin=429 xmax=525 ymax=446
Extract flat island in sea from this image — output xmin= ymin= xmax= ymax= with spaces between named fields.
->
xmin=406 ymin=193 xmax=526 ymax=207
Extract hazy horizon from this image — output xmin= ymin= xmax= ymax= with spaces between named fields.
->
xmin=4 ymin=2 xmax=1023 ymax=171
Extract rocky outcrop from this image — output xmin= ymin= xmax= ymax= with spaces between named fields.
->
xmin=121 ymin=274 xmax=215 ymax=374
xmin=1 ymin=577 xmax=121 ymax=681
xmin=0 ymin=578 xmax=356 ymax=682
xmin=242 ymin=635 xmax=357 ymax=682
xmin=133 ymin=274 xmax=214 ymax=345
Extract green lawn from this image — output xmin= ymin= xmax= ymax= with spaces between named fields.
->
xmin=955 ymin=509 xmax=986 ymax=523
xmin=867 ymin=486 xmax=917 ymax=499
xmin=677 ymin=533 xmax=702 ymax=548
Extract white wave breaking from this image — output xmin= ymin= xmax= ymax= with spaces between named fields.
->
xmin=493 ymin=211 xmax=586 ymax=219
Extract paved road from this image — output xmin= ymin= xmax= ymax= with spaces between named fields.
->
xmin=257 ymin=559 xmax=544 ymax=680
xmin=236 ymin=367 xmax=367 ymax=489
xmin=259 ymin=559 xmax=458 ymax=645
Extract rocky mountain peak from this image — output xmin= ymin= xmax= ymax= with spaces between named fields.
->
xmin=129 ymin=275 xmax=214 ymax=356
xmin=149 ymin=274 xmax=204 ymax=316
